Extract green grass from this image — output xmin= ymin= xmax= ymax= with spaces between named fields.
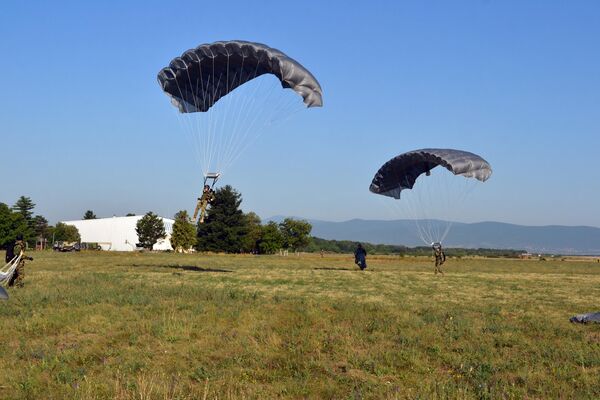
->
xmin=1 ymin=251 xmax=599 ymax=399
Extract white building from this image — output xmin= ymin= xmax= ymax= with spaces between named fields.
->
xmin=62 ymin=215 xmax=174 ymax=251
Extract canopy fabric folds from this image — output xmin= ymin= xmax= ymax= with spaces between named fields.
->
xmin=158 ymin=40 xmax=323 ymax=113
xmin=369 ymin=148 xmax=492 ymax=200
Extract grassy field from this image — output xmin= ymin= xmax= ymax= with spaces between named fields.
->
xmin=1 ymin=251 xmax=599 ymax=399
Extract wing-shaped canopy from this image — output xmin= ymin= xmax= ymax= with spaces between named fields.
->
xmin=370 ymin=149 xmax=492 ymax=199
xmin=158 ymin=40 xmax=323 ymax=113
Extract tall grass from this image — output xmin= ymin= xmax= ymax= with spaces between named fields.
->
xmin=0 ymin=252 xmax=598 ymax=399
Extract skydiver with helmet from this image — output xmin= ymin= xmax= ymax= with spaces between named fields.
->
xmin=432 ymin=242 xmax=446 ymax=274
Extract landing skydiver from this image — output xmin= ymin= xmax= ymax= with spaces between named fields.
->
xmin=193 ymin=184 xmax=216 ymax=224
xmin=432 ymin=242 xmax=446 ymax=275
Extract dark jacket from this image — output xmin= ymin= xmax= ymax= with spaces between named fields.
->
xmin=354 ymin=246 xmax=367 ymax=258
xmin=5 ymin=241 xmax=16 ymax=263
xmin=354 ymin=245 xmax=367 ymax=268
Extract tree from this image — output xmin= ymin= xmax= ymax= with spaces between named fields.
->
xmin=258 ymin=222 xmax=283 ymax=254
xmin=53 ymin=222 xmax=81 ymax=242
xmin=242 ymin=212 xmax=262 ymax=253
xmin=12 ymin=196 xmax=35 ymax=242
xmin=197 ymin=185 xmax=247 ymax=253
xmin=83 ymin=210 xmax=97 ymax=220
xmin=279 ymin=218 xmax=312 ymax=252
xmin=12 ymin=196 xmax=35 ymax=222
xmin=33 ymin=215 xmax=49 ymax=239
xmin=136 ymin=212 xmax=166 ymax=250
xmin=171 ymin=210 xmax=197 ymax=252
xmin=0 ymin=203 xmax=28 ymax=249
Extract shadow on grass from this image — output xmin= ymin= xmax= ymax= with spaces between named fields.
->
xmin=313 ymin=267 xmax=357 ymax=271
xmin=126 ymin=264 xmax=233 ymax=273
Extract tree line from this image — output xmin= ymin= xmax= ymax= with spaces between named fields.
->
xmin=306 ymin=237 xmax=523 ymax=257
xmin=142 ymin=185 xmax=313 ymax=254
xmin=3 ymin=191 xmax=526 ymax=257
xmin=0 ymin=196 xmax=80 ymax=249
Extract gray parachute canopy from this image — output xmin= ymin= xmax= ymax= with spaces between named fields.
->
xmin=158 ymin=40 xmax=323 ymax=113
xmin=570 ymin=312 xmax=600 ymax=324
xmin=370 ymin=149 xmax=492 ymax=199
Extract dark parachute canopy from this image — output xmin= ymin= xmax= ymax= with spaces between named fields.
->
xmin=157 ymin=40 xmax=323 ymax=113
xmin=370 ymin=149 xmax=492 ymax=200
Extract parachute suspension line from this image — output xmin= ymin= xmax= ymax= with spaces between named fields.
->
xmin=388 ymin=168 xmax=457 ymax=246
xmin=191 ymin=56 xmax=210 ymax=175
xmin=415 ymin=168 xmax=452 ymax=245
xmin=164 ymin=42 xmax=320 ymax=182
xmin=217 ymin=58 xmax=246 ymax=173
xmin=438 ymin=171 xmax=453 ymax=243
xmin=376 ymin=195 xmax=423 ymax=246
xmin=445 ymin=173 xmax=480 ymax=242
xmin=187 ymin=53 xmax=285 ymax=177
xmin=379 ymin=171 xmax=428 ymax=246
xmin=218 ymin=69 xmax=305 ymax=174
xmin=218 ymin=56 xmax=266 ymax=173
xmin=172 ymin=79 xmax=205 ymax=176
xmin=212 ymin=51 xmax=233 ymax=174
xmin=370 ymin=149 xmax=492 ymax=247
xmin=222 ymin=61 xmax=267 ymax=171
xmin=220 ymin=80 xmax=301 ymax=173
xmin=428 ymin=169 xmax=445 ymax=243
xmin=172 ymin=56 xmax=217 ymax=177
xmin=206 ymin=70 xmax=224 ymax=175
xmin=192 ymin=61 xmax=207 ymax=175
xmin=0 ymin=254 xmax=22 ymax=286
xmin=403 ymin=173 xmax=435 ymax=245
xmin=409 ymin=169 xmax=482 ymax=245
xmin=414 ymin=173 xmax=436 ymax=245
xmin=216 ymin=52 xmax=268 ymax=175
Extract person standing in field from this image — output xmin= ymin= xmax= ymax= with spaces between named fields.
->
xmin=354 ymin=243 xmax=367 ymax=270
xmin=6 ymin=234 xmax=32 ymax=288
xmin=432 ymin=242 xmax=446 ymax=274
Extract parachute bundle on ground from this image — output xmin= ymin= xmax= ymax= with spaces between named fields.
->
xmin=370 ymin=149 xmax=492 ymax=245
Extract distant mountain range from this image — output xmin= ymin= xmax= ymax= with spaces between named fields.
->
xmin=267 ymin=217 xmax=600 ymax=255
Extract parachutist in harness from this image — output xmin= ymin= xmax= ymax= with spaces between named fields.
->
xmin=193 ymin=173 xmax=219 ymax=224
xmin=432 ymin=242 xmax=446 ymax=274
xmin=159 ymin=42 xmax=323 ymax=227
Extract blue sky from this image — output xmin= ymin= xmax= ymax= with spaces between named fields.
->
xmin=1 ymin=1 xmax=599 ymax=226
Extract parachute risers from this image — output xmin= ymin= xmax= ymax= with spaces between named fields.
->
xmin=192 ymin=173 xmax=220 ymax=223
xmin=203 ymin=172 xmax=221 ymax=187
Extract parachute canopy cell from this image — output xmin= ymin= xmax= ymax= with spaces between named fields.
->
xmin=369 ymin=148 xmax=492 ymax=199
xmin=158 ymin=40 xmax=323 ymax=113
